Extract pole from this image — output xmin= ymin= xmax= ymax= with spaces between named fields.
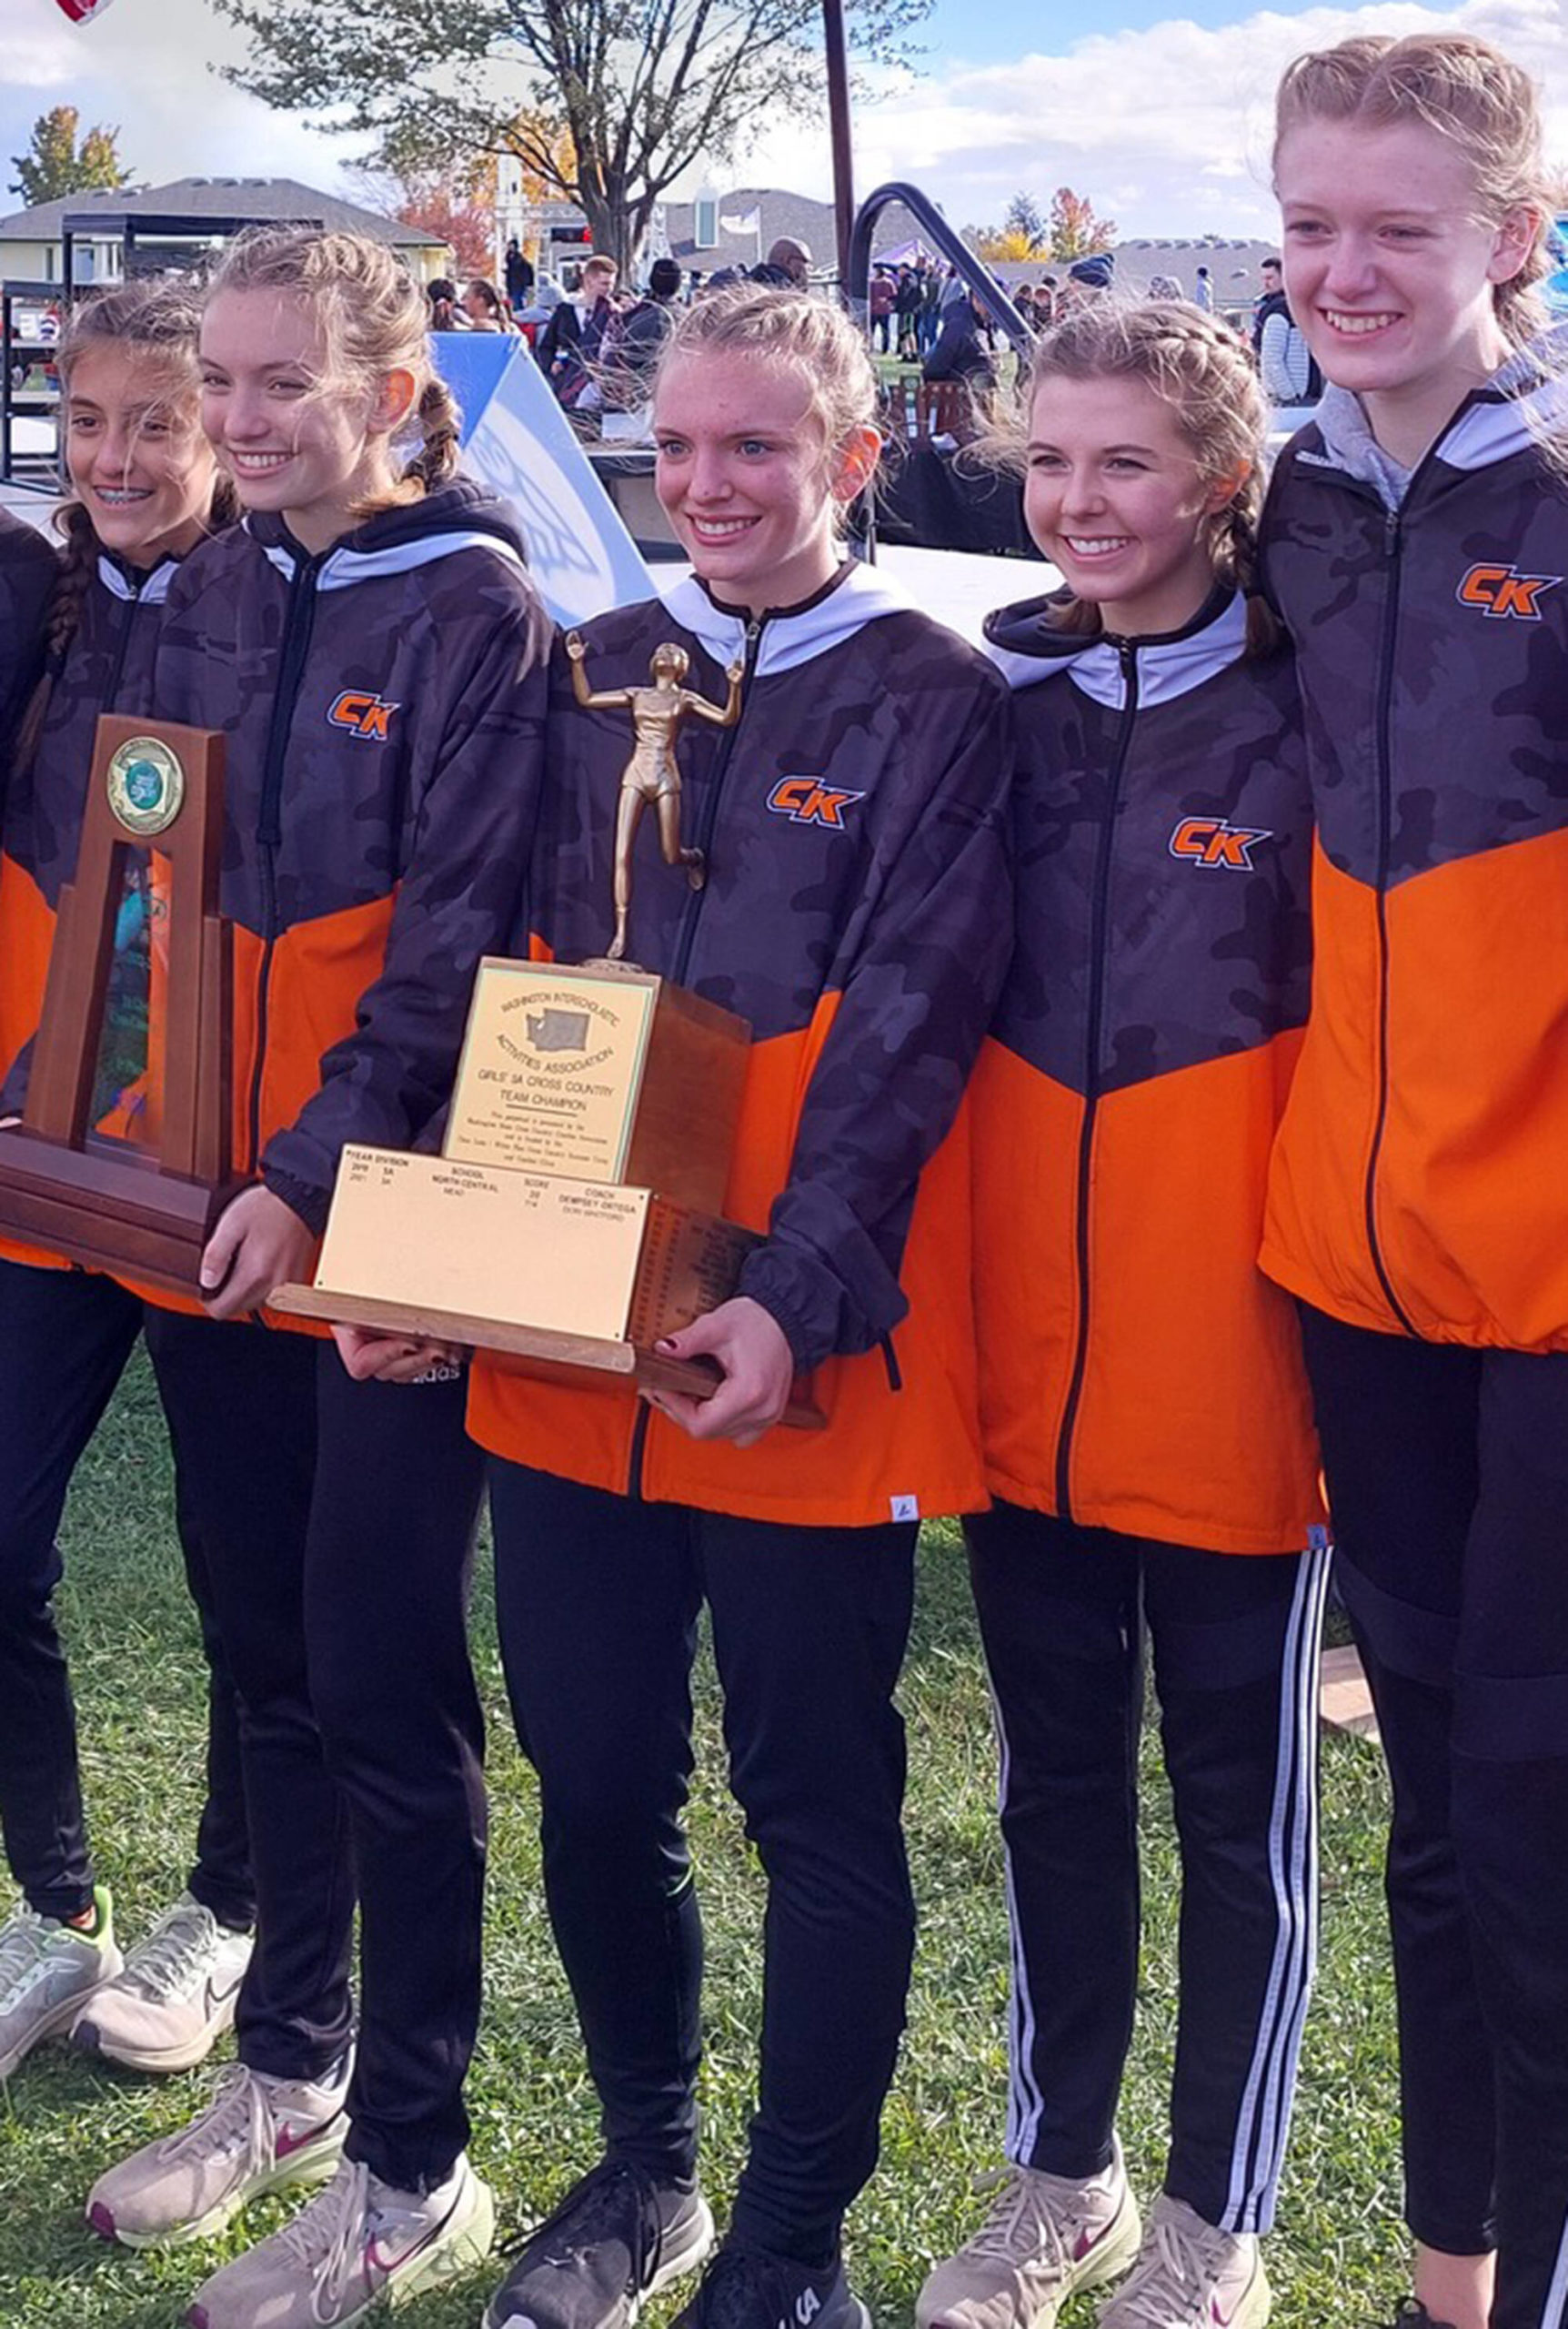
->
xmin=821 ymin=0 xmax=854 ymax=287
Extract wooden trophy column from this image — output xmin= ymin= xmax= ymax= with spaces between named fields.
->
xmin=0 ymin=713 xmax=240 ymax=1290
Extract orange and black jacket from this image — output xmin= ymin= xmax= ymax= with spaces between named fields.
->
xmin=467 ymin=563 xmax=1015 ymax=1529
xmin=140 ymin=480 xmax=549 ymax=1312
xmin=0 ymin=510 xmax=57 ymax=781
xmin=976 ymin=588 xmax=1324 ymax=1554
xmin=1261 ymin=356 xmax=1568 ymax=1351
xmin=0 ymin=544 xmax=181 ymax=1148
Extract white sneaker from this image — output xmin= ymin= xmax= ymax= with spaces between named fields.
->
xmin=917 ymin=2144 xmax=1142 ymax=2329
xmin=1098 ymin=2196 xmax=1271 ymax=2329
xmin=0 ymin=1886 xmax=123 ymax=2079
xmin=85 ymin=2054 xmax=351 ymax=2250
xmin=74 ymin=1892 xmax=253 ymax=2072
xmin=186 ymin=2152 xmax=496 ymax=2328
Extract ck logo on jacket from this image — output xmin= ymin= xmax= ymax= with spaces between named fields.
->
xmin=327 ymin=689 xmax=400 ymax=739
xmin=1455 ymin=562 xmax=1562 ymax=620
xmin=767 ymin=774 xmax=865 ymax=829
xmin=1169 ymin=816 xmax=1274 ymax=870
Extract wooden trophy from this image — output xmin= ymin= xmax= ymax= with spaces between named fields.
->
xmin=0 ymin=713 xmax=239 ymax=1290
xmin=271 ymin=642 xmax=820 ymax=1421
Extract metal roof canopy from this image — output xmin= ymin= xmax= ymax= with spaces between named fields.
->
xmin=56 ymin=207 xmax=326 ymax=299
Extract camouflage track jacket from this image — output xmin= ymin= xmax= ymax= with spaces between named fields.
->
xmin=0 ymin=510 xmax=57 ymax=779
xmin=1261 ymin=361 xmax=1568 ymax=1351
xmin=146 ymin=480 xmax=550 ymax=1316
xmin=468 ymin=561 xmax=1015 ymax=1528
xmin=978 ymin=588 xmax=1324 ymax=1555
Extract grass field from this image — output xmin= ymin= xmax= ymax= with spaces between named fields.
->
xmin=0 ymin=1350 xmax=1406 ymax=2328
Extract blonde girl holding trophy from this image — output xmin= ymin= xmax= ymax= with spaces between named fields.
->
xmin=83 ymin=227 xmax=549 ymax=2329
xmin=470 ymin=284 xmax=1013 ymax=2329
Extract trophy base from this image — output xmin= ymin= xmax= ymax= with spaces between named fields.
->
xmin=0 ymin=1130 xmax=239 ymax=1293
xmin=271 ymin=1143 xmax=823 ymax=1428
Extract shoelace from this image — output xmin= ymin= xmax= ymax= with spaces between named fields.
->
xmin=266 ymin=2157 xmax=373 ymax=2323
xmin=689 ymin=2244 xmax=808 ymax=2329
xmin=508 ymin=2156 xmax=664 ymax=2291
xmin=116 ymin=1901 xmax=219 ymax=2003
xmin=157 ymin=2064 xmax=271 ymax=2170
xmin=960 ymin=2167 xmax=1087 ymax=2273
xmin=1115 ymin=2211 xmax=1237 ymax=2329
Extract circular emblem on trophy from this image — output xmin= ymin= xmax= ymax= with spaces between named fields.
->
xmin=106 ymin=736 xmax=186 ymax=837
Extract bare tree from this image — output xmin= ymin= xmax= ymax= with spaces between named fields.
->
xmin=209 ymin=0 xmax=927 ymax=273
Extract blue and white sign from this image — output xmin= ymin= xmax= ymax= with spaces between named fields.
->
xmin=432 ymin=334 xmax=655 ymax=629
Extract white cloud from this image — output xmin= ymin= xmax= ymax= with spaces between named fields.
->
xmin=739 ymin=0 xmax=1568 ymax=234
xmin=4 ymin=0 xmax=1566 ymax=243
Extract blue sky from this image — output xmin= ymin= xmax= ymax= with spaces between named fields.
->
xmin=6 ymin=0 xmax=1568 ymax=245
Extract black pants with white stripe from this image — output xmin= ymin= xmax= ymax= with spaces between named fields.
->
xmin=1300 ymin=1306 xmax=1568 ymax=2329
xmin=965 ymin=1504 xmax=1327 ymax=2236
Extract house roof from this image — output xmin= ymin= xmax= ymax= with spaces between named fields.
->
xmin=0 ymin=176 xmax=444 ymax=250
xmin=658 ymin=187 xmax=928 ymax=277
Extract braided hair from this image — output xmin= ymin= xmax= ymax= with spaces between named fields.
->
xmin=12 ymin=279 xmax=239 ymax=778
xmin=205 ymin=227 xmax=463 ymax=508
xmin=986 ymin=297 xmax=1279 ymax=656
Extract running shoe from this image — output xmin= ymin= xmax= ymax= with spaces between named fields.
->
xmin=918 ymin=2145 xmax=1142 ymax=2329
xmin=186 ymin=2150 xmax=495 ymax=2327
xmin=671 ymin=2241 xmax=871 ymax=2329
xmin=483 ymin=2154 xmax=714 ymax=2329
xmin=0 ymin=1886 xmax=122 ymax=2079
xmin=85 ymin=2054 xmax=350 ymax=2249
xmin=75 ymin=1892 xmax=253 ymax=2072
xmin=1098 ymin=2195 xmax=1271 ymax=2329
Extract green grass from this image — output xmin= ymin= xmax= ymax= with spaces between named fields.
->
xmin=0 ymin=1351 xmax=1405 ymax=2325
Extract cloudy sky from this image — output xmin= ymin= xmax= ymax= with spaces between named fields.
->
xmin=5 ymin=0 xmax=1567 ymax=240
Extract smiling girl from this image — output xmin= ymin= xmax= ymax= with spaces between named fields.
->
xmin=1262 ymin=36 xmax=1568 ymax=2329
xmin=80 ymin=228 xmax=549 ymax=2329
xmin=468 ymin=283 xmax=1012 ymax=2329
xmin=920 ymin=301 xmax=1324 ymax=2329
xmin=0 ymin=283 xmax=256 ymax=2087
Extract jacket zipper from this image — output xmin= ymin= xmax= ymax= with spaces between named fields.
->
xmin=1053 ymin=640 xmax=1139 ymax=1522
xmin=103 ymin=572 xmax=144 ymax=708
xmin=246 ymin=545 xmax=323 ymax=1176
xmin=627 ymin=610 xmax=764 ymax=1502
xmin=1363 ymin=509 xmax=1418 ymax=1335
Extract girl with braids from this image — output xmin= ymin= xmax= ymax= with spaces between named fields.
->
xmin=0 ymin=282 xmax=259 ymax=2087
xmin=1262 ymin=35 xmax=1568 ymax=2329
xmin=920 ymin=301 xmax=1325 ymax=2329
xmin=83 ymin=227 xmax=549 ymax=2329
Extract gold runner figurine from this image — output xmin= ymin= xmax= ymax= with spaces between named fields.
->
xmin=567 ymin=633 xmax=743 ymax=962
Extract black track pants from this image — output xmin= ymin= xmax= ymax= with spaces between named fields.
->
xmin=0 ymin=1260 xmax=251 ymax=1928
xmin=488 ymin=1458 xmax=917 ymax=2266
xmin=1300 ymin=1305 xmax=1568 ymax=2329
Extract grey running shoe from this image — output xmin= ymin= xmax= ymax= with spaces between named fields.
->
xmin=186 ymin=2151 xmax=496 ymax=2328
xmin=0 ymin=1886 xmax=123 ymax=2079
xmin=483 ymin=2155 xmax=714 ymax=2329
xmin=1098 ymin=2195 xmax=1271 ymax=2329
xmin=672 ymin=2242 xmax=873 ymax=2329
xmin=75 ymin=1892 xmax=253 ymax=2072
xmin=918 ymin=2147 xmax=1141 ymax=2329
xmin=85 ymin=2055 xmax=350 ymax=2250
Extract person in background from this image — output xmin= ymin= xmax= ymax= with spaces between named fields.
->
xmin=504 ymin=238 xmax=535 ymax=314
xmin=538 ymin=253 xmax=620 ymax=410
xmin=427 ymin=278 xmax=468 ymax=332
xmin=1251 ymin=256 xmax=1288 ymax=353
xmin=461 ymin=278 xmax=512 ymax=332
xmin=869 ymin=267 xmax=895 ymax=353
xmin=751 ymin=236 xmax=811 ymax=289
xmin=1193 ymin=264 xmax=1215 ymax=309
xmin=617 ymin=257 xmax=684 ymax=396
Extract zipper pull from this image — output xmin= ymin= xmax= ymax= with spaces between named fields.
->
xmin=1384 ymin=508 xmax=1402 ymax=555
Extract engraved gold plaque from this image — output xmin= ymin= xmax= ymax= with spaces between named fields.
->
xmin=105 ymin=734 xmax=186 ymax=838
xmin=445 ymin=962 xmax=656 ymax=1181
